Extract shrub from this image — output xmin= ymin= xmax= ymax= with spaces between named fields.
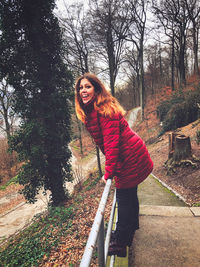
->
xmin=158 ymin=89 xmax=200 ymax=134
xmin=162 ymin=102 xmax=187 ymax=132
xmin=0 ymin=138 xmax=19 ymax=184
xmin=156 ymin=94 xmax=184 ymax=122
xmin=0 ymin=175 xmax=19 ymax=190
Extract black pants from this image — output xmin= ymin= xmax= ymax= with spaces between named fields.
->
xmin=115 ymin=186 xmax=139 ymax=246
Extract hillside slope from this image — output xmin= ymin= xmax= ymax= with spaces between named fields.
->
xmin=133 ymin=86 xmax=200 ymax=206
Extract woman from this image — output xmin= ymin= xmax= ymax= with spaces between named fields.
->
xmin=75 ymin=73 xmax=153 ymax=257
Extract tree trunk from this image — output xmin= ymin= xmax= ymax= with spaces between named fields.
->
xmin=139 ymin=42 xmax=145 ymax=120
xmin=171 ymin=35 xmax=175 ymax=91
xmin=49 ymin=173 xmax=68 ymax=206
xmin=106 ymin=13 xmax=115 ymax=97
xmin=173 ymin=135 xmax=191 ymax=162
xmin=192 ymin=26 xmax=199 ymax=76
xmin=168 ymin=132 xmax=192 ymax=162
xmin=76 ymin=116 xmax=83 ymax=155
xmin=96 ymin=146 xmax=102 ymax=177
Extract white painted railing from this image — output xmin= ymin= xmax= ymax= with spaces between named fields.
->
xmin=79 ymin=178 xmax=117 ymax=267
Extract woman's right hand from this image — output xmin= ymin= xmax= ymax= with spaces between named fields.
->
xmin=101 ymin=175 xmax=107 ymax=184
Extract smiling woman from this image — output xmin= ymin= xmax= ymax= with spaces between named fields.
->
xmin=79 ymin=78 xmax=95 ymax=104
xmin=74 ymin=72 xmax=153 ymax=258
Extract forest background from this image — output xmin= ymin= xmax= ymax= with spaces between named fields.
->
xmin=0 ymin=0 xmax=200 ymax=215
xmin=0 ymin=0 xmax=200 ymax=266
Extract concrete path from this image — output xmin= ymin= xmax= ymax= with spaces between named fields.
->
xmin=126 ymin=176 xmax=200 ymax=267
xmin=0 ymin=191 xmax=49 ymax=243
xmin=127 ymin=107 xmax=141 ymax=129
xmin=129 ymin=208 xmax=200 ymax=267
xmin=138 ymin=174 xmax=185 ymax=207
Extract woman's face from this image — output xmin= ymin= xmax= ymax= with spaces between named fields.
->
xmin=79 ymin=78 xmax=95 ymax=104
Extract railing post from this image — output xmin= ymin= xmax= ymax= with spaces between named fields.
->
xmin=80 ymin=179 xmax=112 ymax=267
xmin=97 ymin=218 xmax=105 ymax=267
xmin=104 ymin=191 xmax=116 ymax=262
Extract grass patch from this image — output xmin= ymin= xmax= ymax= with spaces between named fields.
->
xmin=192 ymin=202 xmax=200 ymax=207
xmin=154 ymin=177 xmax=178 ymax=197
xmin=0 ymin=175 xmax=19 ymax=190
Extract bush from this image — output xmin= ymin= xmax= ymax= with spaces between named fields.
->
xmin=0 ymin=138 xmax=19 ymax=184
xmin=158 ymin=90 xmax=200 ymax=134
xmin=0 ymin=175 xmax=19 ymax=190
xmin=162 ymin=102 xmax=187 ymax=132
xmin=157 ymin=94 xmax=184 ymax=121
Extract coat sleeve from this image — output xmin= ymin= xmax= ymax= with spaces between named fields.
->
xmin=100 ymin=115 xmax=121 ymax=180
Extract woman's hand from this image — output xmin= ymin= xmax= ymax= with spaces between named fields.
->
xmin=101 ymin=175 xmax=107 ymax=184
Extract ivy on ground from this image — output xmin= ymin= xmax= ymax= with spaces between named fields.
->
xmin=0 ymin=206 xmax=75 ymax=267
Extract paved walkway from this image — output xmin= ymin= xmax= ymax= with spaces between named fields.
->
xmin=0 ymin=191 xmax=49 ymax=242
xmin=113 ymin=175 xmax=200 ymax=267
xmin=129 ymin=206 xmax=200 ymax=267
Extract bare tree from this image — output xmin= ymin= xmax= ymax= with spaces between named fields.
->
xmin=89 ymin=0 xmax=129 ymax=96
xmin=125 ymin=0 xmax=149 ymax=119
xmin=58 ymin=3 xmax=91 ymax=76
xmin=58 ymin=3 xmax=89 ymax=158
xmin=145 ymin=44 xmax=161 ymax=95
xmin=184 ymin=0 xmax=200 ymax=76
xmin=152 ymin=0 xmax=190 ymax=87
xmin=58 ymin=2 xmax=104 ymax=178
xmin=122 ymin=47 xmax=141 ymax=107
xmin=0 ymin=78 xmax=17 ymax=138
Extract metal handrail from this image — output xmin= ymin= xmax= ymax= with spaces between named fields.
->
xmin=79 ymin=178 xmax=116 ymax=267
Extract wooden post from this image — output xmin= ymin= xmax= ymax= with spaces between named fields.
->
xmin=168 ymin=132 xmax=177 ymax=159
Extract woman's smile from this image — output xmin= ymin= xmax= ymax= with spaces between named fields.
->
xmin=79 ymin=78 xmax=95 ymax=104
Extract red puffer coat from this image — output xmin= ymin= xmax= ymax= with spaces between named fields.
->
xmin=85 ymin=109 xmax=153 ymax=189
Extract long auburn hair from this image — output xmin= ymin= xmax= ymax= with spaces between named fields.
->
xmin=75 ymin=73 xmax=125 ymax=123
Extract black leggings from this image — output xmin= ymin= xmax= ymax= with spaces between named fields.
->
xmin=115 ymin=186 xmax=139 ymax=246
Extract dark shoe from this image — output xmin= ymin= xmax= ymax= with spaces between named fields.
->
xmin=109 ymin=231 xmax=116 ymax=246
xmin=108 ymin=240 xmax=127 ymax=257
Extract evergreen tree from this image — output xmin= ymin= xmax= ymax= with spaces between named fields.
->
xmin=0 ymin=0 xmax=73 ymax=205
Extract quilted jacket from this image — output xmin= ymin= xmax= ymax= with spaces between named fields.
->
xmin=84 ymin=107 xmax=153 ymax=189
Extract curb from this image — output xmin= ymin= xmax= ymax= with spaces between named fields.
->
xmin=151 ymin=173 xmax=190 ymax=206
xmin=140 ymin=205 xmax=200 ymax=217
